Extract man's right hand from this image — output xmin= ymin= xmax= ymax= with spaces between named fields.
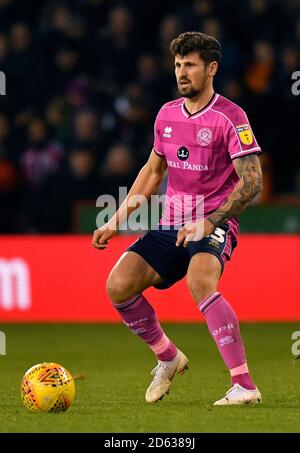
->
xmin=92 ymin=222 xmax=118 ymax=250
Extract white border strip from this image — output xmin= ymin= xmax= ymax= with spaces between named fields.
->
xmin=181 ymin=94 xmax=220 ymax=119
xmin=199 ymin=292 xmax=220 ymax=312
xmin=230 ymin=147 xmax=261 ymax=159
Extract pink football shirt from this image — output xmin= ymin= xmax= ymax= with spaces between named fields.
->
xmin=153 ymin=93 xmax=262 ymax=237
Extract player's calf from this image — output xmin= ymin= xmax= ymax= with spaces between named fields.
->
xmin=111 ymin=294 xmax=177 ymax=360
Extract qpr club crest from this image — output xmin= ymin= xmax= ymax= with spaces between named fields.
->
xmin=177 ymin=146 xmax=189 ymax=160
xmin=197 ymin=128 xmax=212 ymax=146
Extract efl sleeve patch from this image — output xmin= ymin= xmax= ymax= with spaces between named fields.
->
xmin=236 ymin=124 xmax=253 ymax=145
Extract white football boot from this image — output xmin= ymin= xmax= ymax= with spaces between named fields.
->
xmin=145 ymin=349 xmax=189 ymax=403
xmin=213 ymin=383 xmax=262 ymax=406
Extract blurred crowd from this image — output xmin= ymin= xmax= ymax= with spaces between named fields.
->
xmin=0 ymin=0 xmax=299 ymax=233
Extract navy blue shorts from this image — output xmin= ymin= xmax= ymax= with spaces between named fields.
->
xmin=127 ymin=224 xmax=237 ymax=289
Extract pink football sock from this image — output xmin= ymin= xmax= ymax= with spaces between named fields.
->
xmin=112 ymin=294 xmax=177 ymax=362
xmin=231 ymin=373 xmax=255 ymax=390
xmin=199 ymin=292 xmax=256 ymax=390
xmin=230 ymin=363 xmax=256 ymax=390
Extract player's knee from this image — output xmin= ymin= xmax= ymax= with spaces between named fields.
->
xmin=106 ymin=273 xmax=123 ymax=302
xmin=187 ymin=275 xmax=216 ymax=302
xmin=106 ymin=272 xmax=134 ymax=303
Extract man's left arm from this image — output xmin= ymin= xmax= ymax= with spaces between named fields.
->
xmin=176 ymin=154 xmax=263 ymax=247
xmin=207 ymin=153 xmax=263 ymax=228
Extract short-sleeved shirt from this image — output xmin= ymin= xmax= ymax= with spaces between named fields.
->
xmin=153 ymin=93 xmax=261 ymax=238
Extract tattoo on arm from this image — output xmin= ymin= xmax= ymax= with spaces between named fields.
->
xmin=208 ymin=154 xmax=263 ymax=227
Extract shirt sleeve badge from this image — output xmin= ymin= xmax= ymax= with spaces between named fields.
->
xmin=236 ymin=124 xmax=254 ymax=145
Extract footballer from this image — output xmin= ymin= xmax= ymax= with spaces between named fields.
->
xmin=92 ymin=32 xmax=263 ymax=405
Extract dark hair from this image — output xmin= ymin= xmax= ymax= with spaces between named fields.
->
xmin=170 ymin=31 xmax=222 ymax=64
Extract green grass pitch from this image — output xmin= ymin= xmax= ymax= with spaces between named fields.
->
xmin=0 ymin=323 xmax=299 ymax=433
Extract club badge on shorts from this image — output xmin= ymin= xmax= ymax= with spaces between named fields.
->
xmin=236 ymin=124 xmax=253 ymax=145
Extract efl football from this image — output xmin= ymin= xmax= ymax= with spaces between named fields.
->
xmin=20 ymin=362 xmax=75 ymax=412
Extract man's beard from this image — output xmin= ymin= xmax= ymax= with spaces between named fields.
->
xmin=177 ymin=84 xmax=201 ymax=98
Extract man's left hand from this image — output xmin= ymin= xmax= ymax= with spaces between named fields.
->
xmin=176 ymin=219 xmax=215 ymax=248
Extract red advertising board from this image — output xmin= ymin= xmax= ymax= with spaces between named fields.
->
xmin=0 ymin=235 xmax=299 ymax=322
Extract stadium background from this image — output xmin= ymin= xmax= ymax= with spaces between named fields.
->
xmin=0 ymin=0 xmax=300 ymax=434
xmin=0 ymin=0 xmax=299 ymax=322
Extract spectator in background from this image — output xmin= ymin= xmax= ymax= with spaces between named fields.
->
xmin=49 ymin=43 xmax=81 ymax=98
xmin=295 ymin=17 xmax=300 ymax=47
xmin=135 ymin=53 xmax=171 ymax=111
xmin=0 ymin=114 xmax=15 ymax=159
xmin=274 ymin=46 xmax=299 ymax=99
xmin=243 ymin=40 xmax=275 ymax=147
xmin=0 ymin=114 xmax=22 ymax=232
xmin=114 ymin=84 xmax=151 ymax=159
xmin=158 ymin=15 xmax=183 ymax=74
xmin=178 ymin=0 xmax=216 ymax=31
xmin=5 ymin=23 xmax=36 ymax=113
xmin=239 ymin=0 xmax=285 ymax=45
xmin=19 ymin=114 xmax=48 ymax=230
xmin=45 ymin=97 xmax=69 ymax=144
xmin=68 ymin=147 xmax=100 ymax=200
xmin=95 ymin=5 xmax=138 ymax=88
xmin=66 ymin=77 xmax=91 ymax=110
xmin=0 ymin=33 xmax=8 ymax=65
xmin=100 ymin=143 xmax=136 ymax=201
xmin=222 ymin=79 xmax=244 ymax=104
xmin=201 ymin=17 xmax=241 ymax=85
xmin=79 ymin=0 xmax=111 ymax=32
xmin=271 ymin=45 xmax=300 ymax=193
xmin=69 ymin=109 xmax=102 ymax=154
xmin=0 ymin=157 xmax=21 ymax=232
xmin=245 ymin=40 xmax=274 ymax=94
xmin=39 ymin=3 xmax=73 ymax=55
xmin=26 ymin=146 xmax=101 ymax=233
xmin=21 ymin=117 xmax=63 ymax=188
xmin=0 ymin=0 xmax=15 ymax=28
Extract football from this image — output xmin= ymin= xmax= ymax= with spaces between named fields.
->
xmin=20 ymin=362 xmax=75 ymax=412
